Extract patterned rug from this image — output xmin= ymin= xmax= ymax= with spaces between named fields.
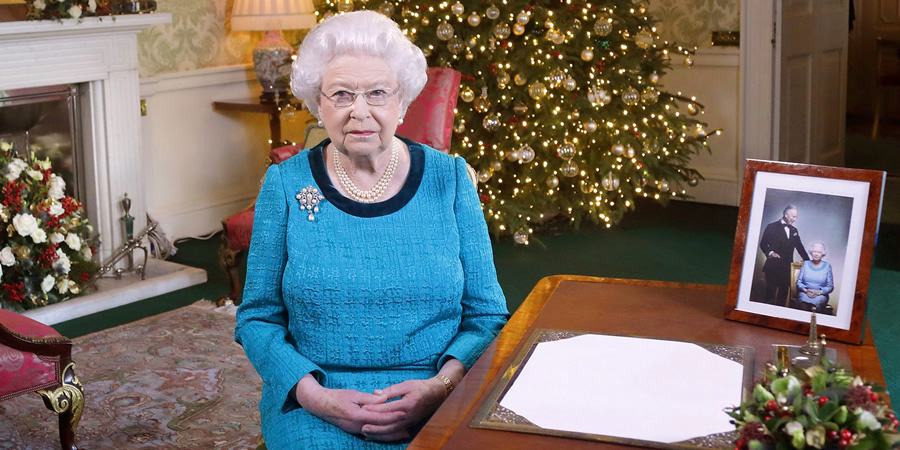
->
xmin=0 ymin=302 xmax=262 ymax=449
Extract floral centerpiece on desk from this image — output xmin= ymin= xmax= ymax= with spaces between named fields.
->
xmin=0 ymin=141 xmax=98 ymax=312
xmin=727 ymin=358 xmax=899 ymax=450
xmin=26 ymin=0 xmax=112 ymax=21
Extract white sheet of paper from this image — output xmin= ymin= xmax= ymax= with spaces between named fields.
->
xmin=498 ymin=334 xmax=743 ymax=443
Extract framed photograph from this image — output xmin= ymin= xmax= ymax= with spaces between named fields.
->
xmin=725 ymin=160 xmax=885 ymax=344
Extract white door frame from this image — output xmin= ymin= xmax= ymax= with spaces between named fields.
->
xmin=739 ymin=0 xmax=777 ymax=189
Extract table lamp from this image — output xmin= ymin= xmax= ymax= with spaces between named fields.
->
xmin=231 ymin=0 xmax=317 ymax=104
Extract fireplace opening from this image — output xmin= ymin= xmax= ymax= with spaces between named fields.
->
xmin=0 ymin=84 xmax=87 ymax=215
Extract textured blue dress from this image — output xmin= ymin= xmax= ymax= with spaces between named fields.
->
xmin=234 ymin=138 xmax=509 ymax=449
xmin=796 ymin=260 xmax=834 ymax=310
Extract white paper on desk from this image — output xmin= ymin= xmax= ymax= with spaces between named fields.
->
xmin=498 ymin=334 xmax=743 ymax=443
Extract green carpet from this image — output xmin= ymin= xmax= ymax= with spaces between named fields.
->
xmin=52 ymin=200 xmax=900 ymax=398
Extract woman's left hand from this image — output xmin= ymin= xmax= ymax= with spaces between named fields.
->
xmin=358 ymin=378 xmax=447 ymax=441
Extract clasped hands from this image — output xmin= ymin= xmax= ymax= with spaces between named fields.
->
xmin=803 ymin=288 xmax=823 ymax=298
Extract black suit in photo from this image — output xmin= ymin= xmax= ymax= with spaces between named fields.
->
xmin=759 ymin=220 xmax=809 ymax=306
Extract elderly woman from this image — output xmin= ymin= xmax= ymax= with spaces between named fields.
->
xmin=796 ymin=242 xmax=834 ymax=312
xmin=234 ymin=10 xmax=508 ymax=449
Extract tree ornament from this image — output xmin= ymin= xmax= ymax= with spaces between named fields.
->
xmin=451 ymin=1 xmax=464 ymax=16
xmin=571 ymin=110 xmax=580 ymax=119
xmin=580 ymin=180 xmax=595 ymax=193
xmin=513 ymin=102 xmax=529 ymax=115
xmin=336 ymin=0 xmax=354 ymax=13
xmin=483 ymin=113 xmax=501 ymax=130
xmin=516 ymin=11 xmax=530 ymax=25
xmin=544 ymin=18 xmax=554 ymax=29
xmin=513 ymin=228 xmax=529 ymax=245
xmin=493 ymin=23 xmax=511 ymax=40
xmin=560 ymin=160 xmax=578 ymax=177
xmin=466 ymin=52 xmax=475 ymax=61
xmin=490 ymin=160 xmax=502 ymax=171
xmin=467 ymin=12 xmax=481 ymax=26
xmin=587 ymin=86 xmax=609 ymax=106
xmin=528 ymin=82 xmax=547 ymax=100
xmin=547 ymin=29 xmax=565 ymax=44
xmin=421 ymin=17 xmax=430 ymax=26
xmin=683 ymin=56 xmax=694 ymax=68
xmin=622 ymin=87 xmax=640 ymax=106
xmin=448 ymin=37 xmax=465 ymax=55
xmin=594 ymin=14 xmax=613 ymax=36
xmin=556 ymin=142 xmax=576 ymax=160
xmin=378 ymin=2 xmax=395 ymax=16
xmin=637 ymin=2 xmax=648 ymax=14
xmin=485 ymin=4 xmax=500 ymax=20
xmin=563 ymin=77 xmax=577 ymax=91
xmin=453 ymin=120 xmax=466 ymax=133
xmin=688 ymin=175 xmax=699 ymax=187
xmin=641 ymin=87 xmax=659 ymax=104
xmin=477 ymin=170 xmax=492 ymax=183
xmin=580 ymin=49 xmax=594 ymax=61
xmin=518 ymin=144 xmax=535 ymax=163
xmin=497 ymin=71 xmax=511 ymax=88
xmin=437 ymin=22 xmax=454 ymax=41
xmin=507 ymin=150 xmax=520 ymax=161
xmin=602 ymin=172 xmax=620 ymax=191
xmin=634 ymin=29 xmax=654 ymax=49
xmin=546 ymin=175 xmax=560 ymax=188
xmin=474 ymin=87 xmax=491 ymax=113
xmin=584 ymin=120 xmax=598 ymax=132
xmin=659 ymin=180 xmax=670 ymax=192
xmin=695 ymin=126 xmax=707 ymax=137
xmin=661 ymin=51 xmax=671 ymax=62
xmin=612 ymin=143 xmax=625 ymax=156
xmin=460 ymin=87 xmax=475 ymax=102
xmin=548 ymin=69 xmax=566 ymax=87
xmin=649 ymin=72 xmax=659 ymax=84
xmin=466 ymin=36 xmax=478 ymax=48
xmin=514 ymin=73 xmax=527 ymax=85
xmin=513 ymin=23 xmax=526 ymax=35
xmin=625 ymin=144 xmax=635 ymax=158
xmin=687 ymin=102 xmax=700 ymax=116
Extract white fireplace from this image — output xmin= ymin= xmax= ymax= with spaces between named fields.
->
xmin=0 ymin=13 xmax=171 ymax=263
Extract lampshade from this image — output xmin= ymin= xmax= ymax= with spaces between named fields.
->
xmin=231 ymin=0 xmax=317 ymax=31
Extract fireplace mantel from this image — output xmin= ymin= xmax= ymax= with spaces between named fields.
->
xmin=0 ymin=13 xmax=171 ymax=263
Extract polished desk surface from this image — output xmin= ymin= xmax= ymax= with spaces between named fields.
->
xmin=411 ymin=275 xmax=886 ymax=449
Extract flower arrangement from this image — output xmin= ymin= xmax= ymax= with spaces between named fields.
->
xmin=26 ymin=0 xmax=111 ymax=21
xmin=727 ymin=358 xmax=899 ymax=450
xmin=0 ymin=141 xmax=98 ymax=312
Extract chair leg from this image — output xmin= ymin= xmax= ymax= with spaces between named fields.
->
xmin=38 ymin=362 xmax=84 ymax=450
xmin=218 ymin=241 xmax=245 ymax=307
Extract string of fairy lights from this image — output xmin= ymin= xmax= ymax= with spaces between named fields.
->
xmin=315 ymin=0 xmax=720 ymax=244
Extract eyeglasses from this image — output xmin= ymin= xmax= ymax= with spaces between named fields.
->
xmin=319 ymin=87 xmax=401 ymax=108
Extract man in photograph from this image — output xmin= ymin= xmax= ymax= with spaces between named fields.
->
xmin=759 ymin=205 xmax=809 ymax=306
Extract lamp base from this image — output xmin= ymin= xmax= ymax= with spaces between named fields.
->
xmin=111 ymin=0 xmax=157 ymax=14
xmin=253 ymin=30 xmax=294 ymax=102
xmin=259 ymin=91 xmax=289 ymax=105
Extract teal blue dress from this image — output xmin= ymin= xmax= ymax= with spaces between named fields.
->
xmin=234 ymin=138 xmax=509 ymax=449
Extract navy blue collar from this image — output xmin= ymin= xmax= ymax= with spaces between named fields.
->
xmin=308 ymin=136 xmax=424 ymax=218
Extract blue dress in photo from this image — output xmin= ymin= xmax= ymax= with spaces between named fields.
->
xmin=796 ymin=260 xmax=834 ymax=311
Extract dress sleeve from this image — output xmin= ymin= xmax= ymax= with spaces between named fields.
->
xmin=797 ymin=262 xmax=809 ymax=291
xmin=822 ymin=263 xmax=834 ymax=295
xmin=234 ymin=163 xmax=326 ymax=413
xmin=438 ymin=157 xmax=510 ymax=370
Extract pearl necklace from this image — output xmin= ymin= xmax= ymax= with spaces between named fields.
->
xmin=333 ymin=138 xmax=400 ymax=203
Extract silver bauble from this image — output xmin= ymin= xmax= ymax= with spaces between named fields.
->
xmin=560 ymin=160 xmax=578 ymax=177
xmin=556 ymin=142 xmax=576 ymax=160
xmin=490 ymin=160 xmax=502 ymax=171
xmin=546 ymin=175 xmax=560 ymax=188
xmin=477 ymin=170 xmax=492 ymax=183
xmin=451 ymin=1 xmax=465 ymax=16
xmin=688 ymin=176 xmax=700 ymax=187
xmin=634 ymin=29 xmax=654 ymax=49
xmin=594 ymin=14 xmax=613 ymax=36
xmin=649 ymin=72 xmax=659 ymax=84
xmin=513 ymin=229 xmax=529 ymax=245
xmin=687 ymin=102 xmax=700 ymax=116
xmin=581 ymin=49 xmax=594 ymax=61
xmin=625 ymin=144 xmax=635 ymax=158
xmin=507 ymin=150 xmax=520 ymax=161
xmin=549 ymin=70 xmax=566 ymax=87
xmin=622 ymin=87 xmax=640 ymax=106
xmin=467 ymin=13 xmax=481 ymax=26
xmin=516 ymin=11 xmax=530 ymax=25
xmin=584 ymin=120 xmax=598 ymax=132
xmin=683 ymin=56 xmax=694 ymax=68
xmin=528 ymin=82 xmax=547 ymax=100
xmin=612 ymin=143 xmax=625 ymax=156
xmin=493 ymin=23 xmax=511 ymax=40
xmin=580 ymin=180 xmax=595 ymax=194
xmin=659 ymin=180 xmax=670 ymax=192
xmin=563 ymin=77 xmax=577 ymax=91
xmin=447 ymin=37 xmax=465 ymax=55
xmin=602 ymin=172 xmax=620 ymax=191
xmin=483 ymin=114 xmax=501 ymax=130
xmin=485 ymin=4 xmax=500 ymax=20
xmin=437 ymin=22 xmax=454 ymax=41
xmin=513 ymin=102 xmax=529 ymax=115
xmin=378 ymin=2 xmax=395 ymax=16
xmin=460 ymin=87 xmax=475 ymax=102
xmin=513 ymin=23 xmax=526 ymax=35
xmin=641 ymin=87 xmax=658 ymax=104
xmin=518 ymin=144 xmax=535 ymax=163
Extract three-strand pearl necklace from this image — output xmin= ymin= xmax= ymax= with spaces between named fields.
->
xmin=333 ymin=137 xmax=400 ymax=203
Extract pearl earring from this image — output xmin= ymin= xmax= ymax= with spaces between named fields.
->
xmin=398 ymin=117 xmax=404 ymax=125
xmin=317 ymin=120 xmax=324 ymax=127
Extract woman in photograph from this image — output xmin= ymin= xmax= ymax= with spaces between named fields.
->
xmin=233 ymin=10 xmax=509 ymax=449
xmin=796 ymin=241 xmax=834 ymax=313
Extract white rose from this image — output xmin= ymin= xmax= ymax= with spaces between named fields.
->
xmin=81 ymin=246 xmax=93 ymax=261
xmin=65 ymin=233 xmax=81 ymax=251
xmin=26 ymin=169 xmax=43 ymax=181
xmin=50 ymin=232 xmax=65 ymax=244
xmin=68 ymin=4 xmax=82 ymax=19
xmin=0 ymin=247 xmax=15 ymax=266
xmin=53 ymin=249 xmax=71 ymax=274
xmin=49 ymin=202 xmax=65 ymax=217
xmin=41 ymin=275 xmax=55 ymax=293
xmin=31 ymin=228 xmax=47 ymax=244
xmin=12 ymin=213 xmax=38 ymax=237
xmin=6 ymin=159 xmax=28 ymax=181
xmin=48 ymin=175 xmax=66 ymax=200
xmin=57 ymin=278 xmax=69 ymax=295
xmin=33 ymin=0 xmax=46 ymax=10
xmin=87 ymin=0 xmax=97 ymax=13
xmin=0 ymin=141 xmax=12 ymax=151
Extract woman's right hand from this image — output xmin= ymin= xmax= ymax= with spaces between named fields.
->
xmin=294 ymin=374 xmax=407 ymax=436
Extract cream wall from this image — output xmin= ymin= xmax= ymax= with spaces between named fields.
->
xmin=136 ymin=0 xmax=742 ymax=241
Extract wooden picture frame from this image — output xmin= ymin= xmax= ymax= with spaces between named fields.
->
xmin=725 ymin=160 xmax=885 ymax=344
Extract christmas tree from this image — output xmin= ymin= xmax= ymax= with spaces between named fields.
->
xmin=316 ymin=0 xmax=717 ymax=244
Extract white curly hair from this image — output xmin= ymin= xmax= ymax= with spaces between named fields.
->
xmin=290 ymin=10 xmax=428 ymax=120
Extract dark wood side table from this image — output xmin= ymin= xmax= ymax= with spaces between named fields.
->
xmin=411 ymin=275 xmax=888 ymax=449
xmin=212 ymin=99 xmax=297 ymax=149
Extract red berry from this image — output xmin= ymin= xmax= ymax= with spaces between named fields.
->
xmin=828 ymin=430 xmax=839 ymax=440
xmin=818 ymin=396 xmax=830 ymax=406
xmin=841 ymin=430 xmax=853 ymax=440
xmin=764 ymin=415 xmax=772 ymax=421
xmin=870 ymin=393 xmax=880 ymax=402
xmin=841 ymin=439 xmax=851 ymax=448
xmin=766 ymin=400 xmax=778 ymax=411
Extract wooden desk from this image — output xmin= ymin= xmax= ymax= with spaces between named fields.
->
xmin=411 ymin=276 xmax=886 ymax=449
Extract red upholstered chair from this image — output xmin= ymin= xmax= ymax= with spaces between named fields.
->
xmin=218 ymin=67 xmax=462 ymax=305
xmin=0 ymin=309 xmax=83 ymax=450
